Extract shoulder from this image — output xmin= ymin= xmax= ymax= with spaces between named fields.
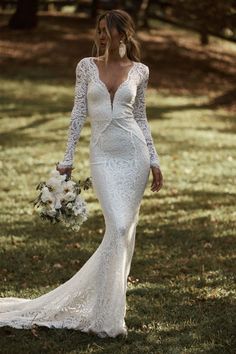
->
xmin=137 ymin=61 xmax=149 ymax=72
xmin=135 ymin=62 xmax=149 ymax=85
xmin=135 ymin=61 xmax=149 ymax=79
xmin=76 ymin=57 xmax=91 ymax=69
xmin=74 ymin=57 xmax=93 ymax=79
xmin=77 ymin=57 xmax=91 ymax=66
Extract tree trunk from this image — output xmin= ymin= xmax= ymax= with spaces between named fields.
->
xmin=91 ymin=0 xmax=98 ymax=18
xmin=137 ymin=0 xmax=151 ymax=28
xmin=9 ymin=0 xmax=39 ymax=29
xmin=132 ymin=0 xmax=150 ymax=27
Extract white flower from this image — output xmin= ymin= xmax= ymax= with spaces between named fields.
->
xmin=54 ymin=195 xmax=62 ymax=209
xmin=72 ymin=207 xmax=81 ymax=216
xmin=50 ymin=169 xmax=67 ymax=181
xmin=41 ymin=186 xmax=54 ymax=203
xmin=72 ymin=196 xmax=87 ymax=216
xmin=75 ymin=194 xmax=85 ymax=206
xmin=63 ymin=180 xmax=76 ymax=193
xmin=46 ymin=177 xmax=64 ymax=194
xmin=63 ymin=191 xmax=76 ymax=202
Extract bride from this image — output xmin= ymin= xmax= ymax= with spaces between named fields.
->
xmin=0 ymin=9 xmax=163 ymax=338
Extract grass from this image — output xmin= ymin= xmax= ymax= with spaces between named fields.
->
xmin=0 ymin=13 xmax=236 ymax=354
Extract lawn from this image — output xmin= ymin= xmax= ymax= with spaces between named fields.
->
xmin=0 ymin=12 xmax=235 ymax=354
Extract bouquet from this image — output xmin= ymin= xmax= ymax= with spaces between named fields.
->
xmin=32 ymin=167 xmax=92 ymax=231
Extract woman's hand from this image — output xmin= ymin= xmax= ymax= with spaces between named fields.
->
xmin=151 ymin=166 xmax=163 ymax=192
xmin=56 ymin=163 xmax=74 ymax=179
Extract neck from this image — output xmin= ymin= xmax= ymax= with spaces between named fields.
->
xmin=103 ymin=48 xmax=128 ymax=63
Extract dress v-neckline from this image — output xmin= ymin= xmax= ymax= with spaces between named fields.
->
xmin=91 ymin=57 xmax=135 ymax=110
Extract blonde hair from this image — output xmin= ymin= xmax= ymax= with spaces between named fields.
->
xmin=92 ymin=9 xmax=141 ymax=64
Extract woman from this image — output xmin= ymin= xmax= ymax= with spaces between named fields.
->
xmin=0 ymin=9 xmax=163 ymax=338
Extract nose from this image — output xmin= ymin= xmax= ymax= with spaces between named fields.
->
xmin=99 ymin=29 xmax=107 ymax=40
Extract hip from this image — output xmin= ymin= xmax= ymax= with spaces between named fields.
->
xmin=89 ymin=131 xmax=150 ymax=167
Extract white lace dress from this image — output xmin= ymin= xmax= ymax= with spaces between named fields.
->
xmin=0 ymin=57 xmax=161 ymax=338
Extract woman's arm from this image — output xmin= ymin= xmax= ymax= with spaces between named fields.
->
xmin=57 ymin=58 xmax=88 ymax=169
xmin=133 ymin=65 xmax=161 ymax=169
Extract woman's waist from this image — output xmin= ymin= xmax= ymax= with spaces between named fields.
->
xmin=89 ymin=114 xmax=134 ymax=122
xmin=90 ymin=118 xmax=147 ymax=145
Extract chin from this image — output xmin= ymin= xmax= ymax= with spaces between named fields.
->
xmin=99 ymin=46 xmax=106 ymax=53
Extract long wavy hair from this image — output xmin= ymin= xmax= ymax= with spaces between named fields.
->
xmin=92 ymin=9 xmax=141 ymax=63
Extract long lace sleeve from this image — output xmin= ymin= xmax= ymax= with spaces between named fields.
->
xmin=58 ymin=58 xmax=88 ymax=168
xmin=133 ymin=65 xmax=161 ymax=169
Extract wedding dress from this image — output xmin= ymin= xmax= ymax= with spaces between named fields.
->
xmin=0 ymin=57 xmax=161 ymax=338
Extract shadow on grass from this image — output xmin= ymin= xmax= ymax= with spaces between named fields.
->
xmin=0 ymin=122 xmax=91 ymax=148
xmin=127 ymin=284 xmax=235 ymax=353
xmin=147 ymin=101 xmax=236 ymax=134
xmin=0 ymin=191 xmax=235 ymax=352
xmin=0 ymin=327 xmax=130 ymax=354
xmin=145 ymin=33 xmax=236 ymax=96
xmin=0 ymin=130 xmax=60 ymax=146
xmin=0 ymin=89 xmax=72 ymax=118
xmin=0 ymin=209 xmax=104 ymax=290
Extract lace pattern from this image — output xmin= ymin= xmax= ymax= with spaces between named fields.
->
xmin=133 ymin=65 xmax=161 ymax=168
xmin=58 ymin=57 xmax=161 ymax=169
xmin=58 ymin=58 xmax=88 ymax=168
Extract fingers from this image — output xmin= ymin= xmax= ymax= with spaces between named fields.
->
xmin=56 ymin=167 xmax=72 ymax=176
xmin=152 ymin=183 xmax=163 ymax=192
xmin=151 ymin=181 xmax=162 ymax=192
xmin=151 ymin=173 xmax=164 ymax=192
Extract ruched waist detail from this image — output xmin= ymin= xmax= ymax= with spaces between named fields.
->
xmin=90 ymin=115 xmax=134 ymax=122
xmin=112 ymin=115 xmax=134 ymax=120
xmin=89 ymin=113 xmax=148 ymax=151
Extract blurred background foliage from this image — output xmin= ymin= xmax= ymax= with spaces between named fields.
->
xmin=0 ymin=0 xmax=235 ymax=45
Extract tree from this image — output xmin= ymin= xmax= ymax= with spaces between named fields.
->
xmin=9 ymin=0 xmax=39 ymax=29
xmin=169 ymin=0 xmax=236 ymax=45
xmin=90 ymin=0 xmax=125 ymax=18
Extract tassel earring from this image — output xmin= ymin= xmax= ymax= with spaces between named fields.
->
xmin=119 ymin=40 xmax=126 ymax=58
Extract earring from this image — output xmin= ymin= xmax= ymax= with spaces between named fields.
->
xmin=119 ymin=40 xmax=126 ymax=58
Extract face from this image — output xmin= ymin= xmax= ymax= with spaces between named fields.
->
xmin=97 ymin=18 xmax=124 ymax=51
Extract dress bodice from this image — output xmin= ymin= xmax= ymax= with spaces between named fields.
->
xmin=58 ymin=57 xmax=161 ymax=169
